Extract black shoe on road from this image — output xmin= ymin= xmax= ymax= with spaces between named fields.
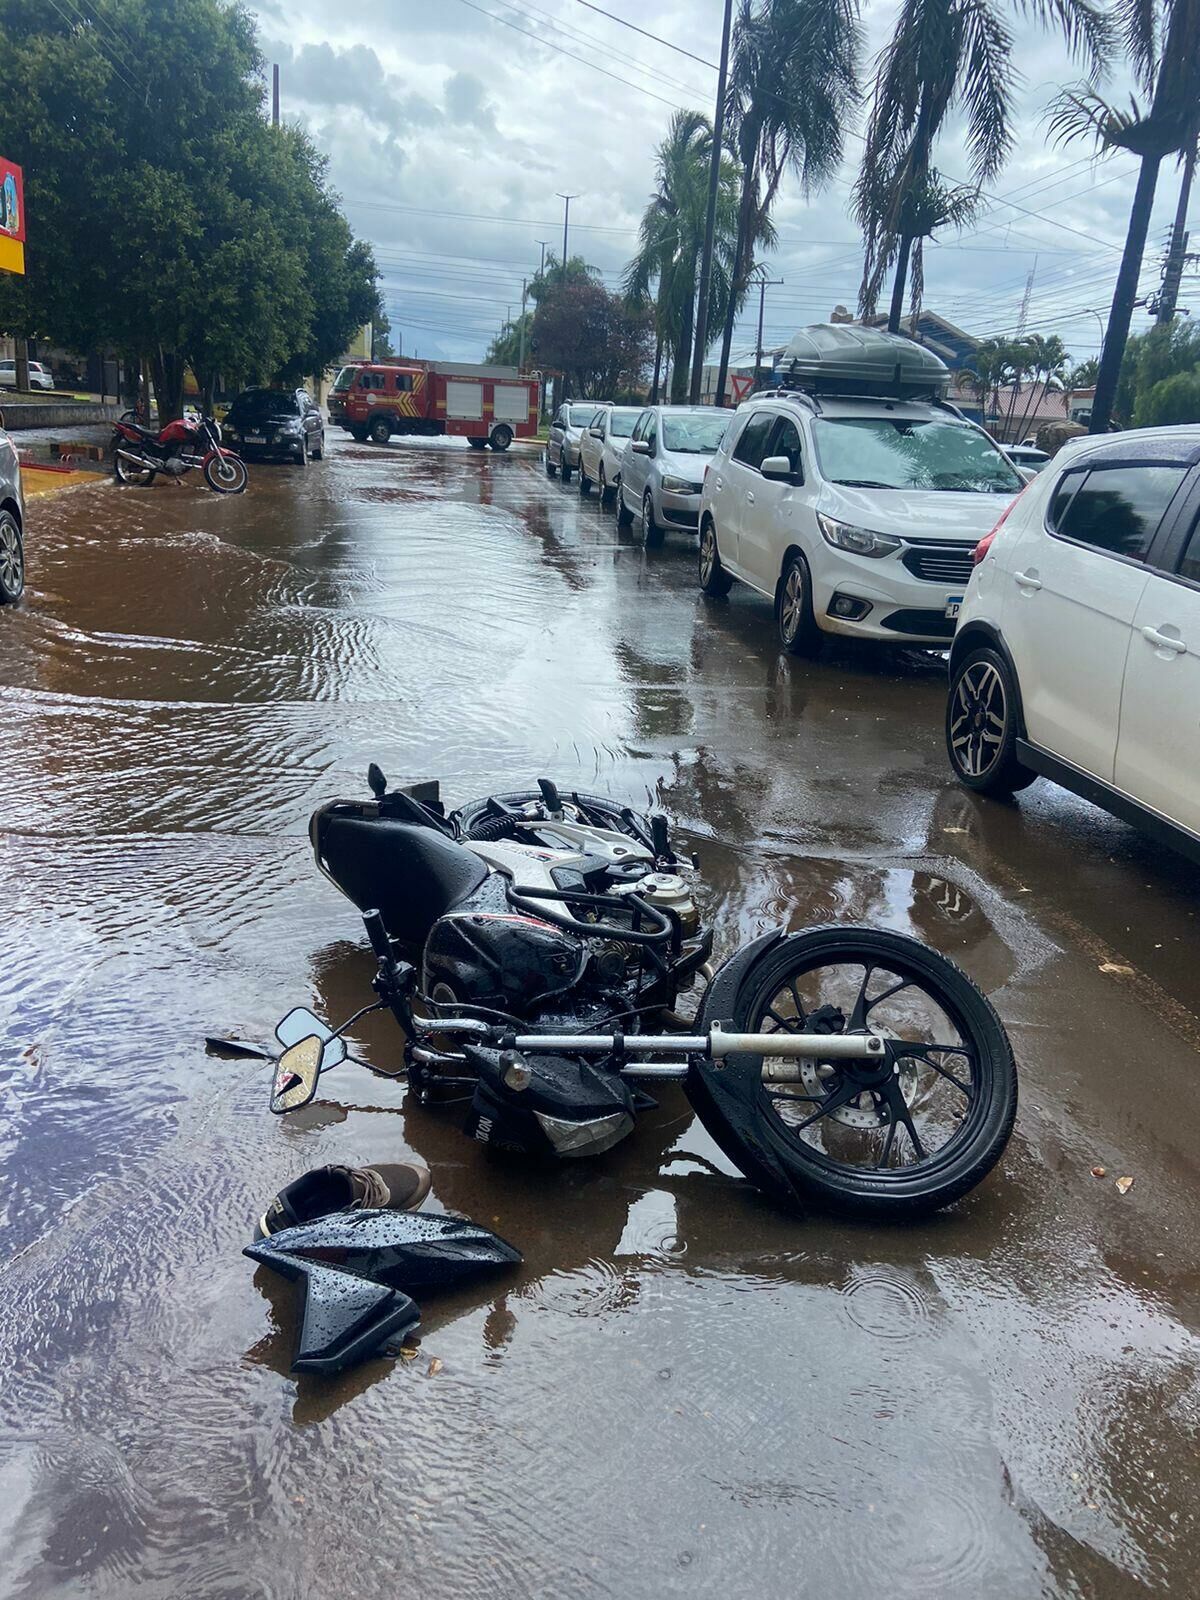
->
xmin=255 ymin=1162 xmax=432 ymax=1241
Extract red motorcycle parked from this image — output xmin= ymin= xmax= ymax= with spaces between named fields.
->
xmin=112 ymin=410 xmax=248 ymax=494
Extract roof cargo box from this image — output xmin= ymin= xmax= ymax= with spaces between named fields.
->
xmin=779 ymin=324 xmax=950 ymax=400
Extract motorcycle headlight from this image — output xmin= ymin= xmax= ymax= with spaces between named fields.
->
xmin=817 ymin=514 xmax=902 ymax=559
xmin=661 ymin=474 xmax=698 ymax=494
xmin=534 ymin=1108 xmax=634 ymax=1157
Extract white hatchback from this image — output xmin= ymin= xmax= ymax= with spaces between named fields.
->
xmin=947 ymin=426 xmax=1200 ymax=861
xmin=698 ymin=394 xmax=1023 ymax=651
xmin=578 ymin=405 xmax=641 ymax=505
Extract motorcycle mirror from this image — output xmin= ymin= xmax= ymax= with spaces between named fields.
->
xmin=269 ymin=1035 xmax=324 ymax=1114
xmin=367 ymin=762 xmax=388 ymax=798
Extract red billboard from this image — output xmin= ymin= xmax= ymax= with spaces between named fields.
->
xmin=0 ymin=159 xmax=25 ymax=275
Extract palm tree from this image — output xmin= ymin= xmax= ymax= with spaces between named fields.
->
xmin=857 ymin=0 xmax=1109 ymax=332
xmin=859 ymin=168 xmax=982 ymax=329
xmin=1049 ymin=0 xmax=1200 ymax=432
xmin=713 ymin=0 xmax=861 ymax=404
xmin=1012 ymin=332 xmax=1069 ymax=439
xmin=625 ymin=110 xmax=748 ymax=403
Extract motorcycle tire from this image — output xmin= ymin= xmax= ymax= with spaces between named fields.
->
xmin=691 ymin=925 xmax=1017 ymax=1220
xmin=204 ymin=453 xmax=248 ymax=494
xmin=114 ymin=450 xmax=157 ymax=487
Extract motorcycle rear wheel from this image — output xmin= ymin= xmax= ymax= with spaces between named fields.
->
xmin=114 ymin=450 xmax=157 ymax=487
xmin=204 ymin=452 xmax=248 ymax=494
xmin=719 ymin=926 xmax=1016 ymax=1218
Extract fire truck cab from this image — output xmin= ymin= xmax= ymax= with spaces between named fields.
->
xmin=329 ymin=359 xmax=538 ymax=451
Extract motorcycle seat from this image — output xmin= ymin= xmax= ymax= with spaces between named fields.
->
xmin=316 ymin=815 xmax=489 ymax=948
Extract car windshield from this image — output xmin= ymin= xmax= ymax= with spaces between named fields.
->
xmin=569 ymin=406 xmax=600 ymax=426
xmin=231 ymin=390 xmax=300 ymax=417
xmin=332 ymin=367 xmax=357 ymax=392
xmin=608 ymin=410 xmax=639 ymax=437
xmin=661 ymin=414 xmax=729 ymax=453
xmin=812 ymin=417 xmax=1023 ymax=493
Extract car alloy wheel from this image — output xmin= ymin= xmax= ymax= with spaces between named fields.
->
xmin=948 ymin=659 xmax=1008 ymax=780
xmin=0 ymin=510 xmax=24 ymax=603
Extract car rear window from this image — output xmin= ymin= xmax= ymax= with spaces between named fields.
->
xmin=1049 ymin=463 xmax=1186 ymax=562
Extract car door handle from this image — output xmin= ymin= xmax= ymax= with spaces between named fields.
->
xmin=1013 ymin=570 xmax=1042 ymax=590
xmin=1142 ymin=625 xmax=1187 ymax=654
xmin=746 ymin=491 xmax=755 ymax=505
xmin=714 ymin=476 xmax=723 ymax=489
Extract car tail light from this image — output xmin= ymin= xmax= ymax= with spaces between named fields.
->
xmin=973 ymin=480 xmax=1031 ymax=565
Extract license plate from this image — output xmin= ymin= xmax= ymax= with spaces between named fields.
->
xmin=945 ymin=596 xmax=963 ymax=619
xmin=244 ymin=433 xmax=266 ymax=444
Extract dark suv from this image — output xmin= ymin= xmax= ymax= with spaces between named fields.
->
xmin=223 ymin=389 xmax=325 ymax=465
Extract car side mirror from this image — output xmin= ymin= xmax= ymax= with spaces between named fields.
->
xmin=761 ymin=454 xmax=802 ymax=484
xmin=589 ymin=426 xmax=605 ymax=437
xmin=631 ymin=439 xmax=651 ymax=455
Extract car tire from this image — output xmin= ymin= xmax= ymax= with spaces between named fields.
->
xmin=777 ymin=553 xmax=823 ymax=656
xmin=468 ymin=437 xmax=488 ymax=450
xmin=0 ymin=509 xmax=24 ymax=604
xmin=579 ymin=461 xmax=593 ymax=496
xmin=946 ymin=646 xmax=1037 ymax=796
xmin=698 ymin=518 xmax=732 ymax=597
xmin=545 ymin=450 xmax=558 ymax=478
xmin=641 ymin=490 xmax=664 ymax=548
xmin=561 ymin=454 xmax=574 ymax=484
xmin=294 ymin=434 xmax=308 ymax=466
xmin=489 ymin=425 xmax=513 ymax=452
xmin=349 ymin=426 xmax=368 ymax=443
xmin=615 ymin=478 xmax=633 ymax=529
xmin=312 ymin=432 xmax=324 ymax=460
xmin=598 ymin=464 xmax=614 ymax=507
xmin=368 ymin=417 xmax=391 ymax=445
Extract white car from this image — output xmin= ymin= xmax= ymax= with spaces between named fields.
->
xmin=699 ymin=392 xmax=1023 ymax=651
xmin=1004 ymin=443 xmax=1050 ymax=474
xmin=578 ymin=405 xmax=641 ymax=505
xmin=0 ymin=359 xmax=53 ymax=391
xmin=616 ymin=405 xmax=733 ymax=544
xmin=545 ymin=401 xmax=607 ymax=483
xmin=947 ymin=425 xmax=1200 ymax=861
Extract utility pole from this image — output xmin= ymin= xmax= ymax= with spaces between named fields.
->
xmin=557 ymin=195 xmax=578 ymax=284
xmin=517 ymin=277 xmax=529 ymax=371
xmin=1156 ymin=135 xmax=1197 ymax=325
xmin=752 ymin=267 xmax=784 ymax=386
xmin=537 ymin=240 xmax=550 ymax=280
xmin=272 ymin=63 xmax=279 ymax=126
xmin=689 ymin=0 xmax=734 ymax=405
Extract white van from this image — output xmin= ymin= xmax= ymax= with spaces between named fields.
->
xmin=697 ymin=325 xmax=1023 ymax=653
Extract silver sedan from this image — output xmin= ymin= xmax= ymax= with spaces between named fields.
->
xmin=615 ymin=405 xmax=733 ymax=545
xmin=0 ymin=427 xmax=25 ymax=603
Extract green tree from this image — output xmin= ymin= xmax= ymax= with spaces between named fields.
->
xmin=1115 ymin=320 xmax=1200 ymax=423
xmin=531 ymin=277 xmax=652 ymax=397
xmin=1134 ymin=367 xmax=1200 ymax=425
xmin=0 ymin=0 xmax=379 ymax=418
xmin=625 ymin=111 xmax=747 ymax=403
xmin=1050 ymin=0 xmax=1200 ymax=431
xmin=714 ymin=0 xmax=860 ymax=403
xmin=857 ymin=0 xmax=1109 ymax=331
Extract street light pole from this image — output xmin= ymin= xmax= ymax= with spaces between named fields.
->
xmin=517 ymin=277 xmax=529 ymax=371
xmin=689 ymin=0 xmax=734 ymax=405
xmin=557 ymin=195 xmax=579 ymax=284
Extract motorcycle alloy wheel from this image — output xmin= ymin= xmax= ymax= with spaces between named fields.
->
xmin=722 ymin=926 xmax=1017 ymax=1218
xmin=204 ymin=452 xmax=248 ymax=494
xmin=114 ymin=449 xmax=157 ymax=487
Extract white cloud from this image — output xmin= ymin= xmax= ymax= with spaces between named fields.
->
xmin=251 ymin=0 xmax=1179 ymax=363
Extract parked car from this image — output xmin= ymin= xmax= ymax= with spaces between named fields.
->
xmin=699 ymin=392 xmax=1022 ymax=651
xmin=222 ymin=388 xmax=324 ymax=464
xmin=578 ymin=405 xmax=641 ymax=504
xmin=616 ymin=405 xmax=733 ymax=544
xmin=947 ymin=425 xmax=1200 ymax=861
xmin=0 ymin=427 xmax=25 ymax=603
xmin=0 ymin=359 xmax=53 ymax=392
xmin=546 ymin=402 xmax=605 ymax=483
xmin=1004 ymin=443 xmax=1051 ymax=474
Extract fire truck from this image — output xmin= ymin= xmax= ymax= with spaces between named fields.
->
xmin=328 ymin=359 xmax=539 ymax=451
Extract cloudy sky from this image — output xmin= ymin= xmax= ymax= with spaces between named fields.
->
xmin=247 ymin=0 xmax=1191 ymax=368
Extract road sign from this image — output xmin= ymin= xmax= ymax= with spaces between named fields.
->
xmin=0 ymin=157 xmax=24 ymax=275
xmin=730 ymin=373 xmax=755 ymax=403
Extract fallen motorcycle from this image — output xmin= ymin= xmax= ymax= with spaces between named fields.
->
xmin=111 ymin=409 xmax=248 ymax=493
xmin=265 ymin=772 xmax=1017 ymax=1219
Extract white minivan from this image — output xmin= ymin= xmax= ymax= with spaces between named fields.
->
xmin=698 ymin=327 xmax=1023 ymax=653
xmin=947 ymin=425 xmax=1200 ymax=862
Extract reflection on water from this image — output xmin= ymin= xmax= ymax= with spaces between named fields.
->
xmin=1 ymin=438 xmax=1199 ymax=1598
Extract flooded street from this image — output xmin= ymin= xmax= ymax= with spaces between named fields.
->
xmin=4 ymin=434 xmax=1200 ymax=1597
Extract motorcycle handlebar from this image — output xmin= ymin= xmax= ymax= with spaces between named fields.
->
xmin=362 ymin=909 xmax=394 ymax=963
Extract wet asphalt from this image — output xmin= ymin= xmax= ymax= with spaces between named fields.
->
xmin=2 ymin=432 xmax=1199 ymax=1597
